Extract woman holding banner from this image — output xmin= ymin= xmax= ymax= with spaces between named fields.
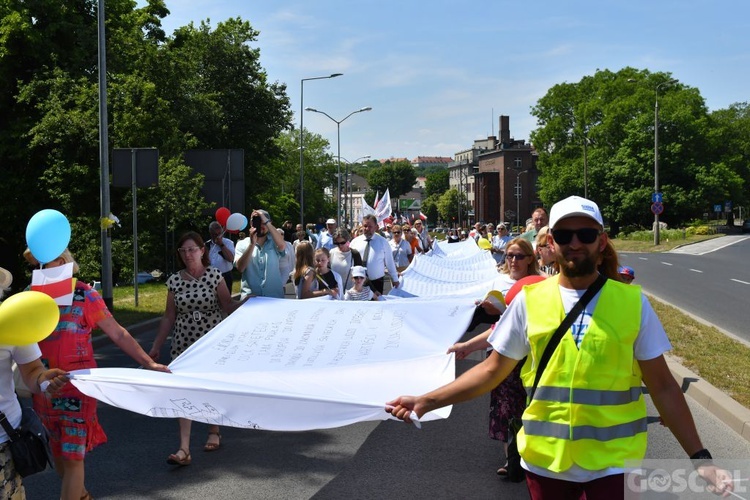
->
xmin=448 ymin=238 xmax=541 ymax=478
xmin=149 ymin=232 xmax=244 ymax=467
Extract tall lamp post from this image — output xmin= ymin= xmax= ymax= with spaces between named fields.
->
xmin=509 ymin=167 xmax=528 ymax=233
xmin=337 ymin=155 xmax=370 ymax=227
xmin=653 ymin=79 xmax=677 ymax=245
xmin=299 ymin=73 xmax=342 ymax=227
xmin=305 ymin=106 xmax=372 ymax=222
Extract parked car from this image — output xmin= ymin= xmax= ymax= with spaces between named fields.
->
xmin=742 ymin=219 xmax=750 ymax=233
xmin=136 ymin=271 xmax=156 ymax=284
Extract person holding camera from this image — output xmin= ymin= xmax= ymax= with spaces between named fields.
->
xmin=234 ymin=210 xmax=287 ymax=299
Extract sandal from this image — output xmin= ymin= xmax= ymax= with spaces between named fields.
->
xmin=204 ymin=431 xmax=221 ymax=452
xmin=496 ymin=464 xmax=508 ymax=476
xmin=166 ymin=448 xmax=191 ymax=466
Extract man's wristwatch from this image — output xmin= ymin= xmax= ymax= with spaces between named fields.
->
xmin=690 ymin=448 xmax=713 ymax=468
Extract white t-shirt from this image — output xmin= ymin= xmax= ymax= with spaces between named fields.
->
xmin=0 ymin=343 xmax=42 ymax=443
xmin=208 ymin=237 xmax=235 ymax=274
xmin=487 ymin=285 xmax=671 ymax=483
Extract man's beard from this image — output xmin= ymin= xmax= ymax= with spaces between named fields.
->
xmin=557 ymin=248 xmax=599 ymax=278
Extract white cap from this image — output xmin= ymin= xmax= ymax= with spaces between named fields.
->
xmin=351 ymin=265 xmax=367 ymax=278
xmin=326 ymin=218 xmax=336 ymax=225
xmin=549 ymin=196 xmax=603 ymax=229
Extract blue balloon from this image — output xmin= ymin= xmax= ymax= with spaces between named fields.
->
xmin=26 ymin=209 xmax=71 ymax=264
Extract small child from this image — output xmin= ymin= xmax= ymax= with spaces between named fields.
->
xmin=344 ymin=266 xmax=380 ymax=301
xmin=314 ymin=248 xmax=341 ymax=299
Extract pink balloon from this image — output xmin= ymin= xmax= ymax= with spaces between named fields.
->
xmin=215 ymin=207 xmax=230 ymax=227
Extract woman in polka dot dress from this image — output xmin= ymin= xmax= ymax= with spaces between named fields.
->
xmin=149 ymin=231 xmax=245 ymax=467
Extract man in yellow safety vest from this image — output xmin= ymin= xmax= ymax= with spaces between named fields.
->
xmin=387 ymin=195 xmax=732 ymax=499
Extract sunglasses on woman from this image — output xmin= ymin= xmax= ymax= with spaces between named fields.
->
xmin=551 ymin=228 xmax=601 ymax=245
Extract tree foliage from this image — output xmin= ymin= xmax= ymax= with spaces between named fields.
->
xmin=0 ymin=1 xmax=292 ymax=281
xmin=424 ymin=169 xmax=449 ymax=198
xmin=529 ymin=67 xmax=746 ymax=233
xmin=366 ymin=160 xmax=417 ymax=200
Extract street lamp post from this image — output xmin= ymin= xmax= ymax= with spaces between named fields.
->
xmin=299 ymin=73 xmax=342 ymax=227
xmin=510 ymin=168 xmax=528 ymax=233
xmin=338 ymin=155 xmax=370 ymax=227
xmin=305 ymin=106 xmax=372 ymax=223
xmin=653 ymin=79 xmax=677 ymax=246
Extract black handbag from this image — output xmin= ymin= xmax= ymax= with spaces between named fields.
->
xmin=505 ymin=273 xmax=607 ymax=483
xmin=0 ymin=405 xmax=54 ymax=477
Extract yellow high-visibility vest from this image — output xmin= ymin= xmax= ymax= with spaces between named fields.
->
xmin=518 ymin=276 xmax=647 ymax=472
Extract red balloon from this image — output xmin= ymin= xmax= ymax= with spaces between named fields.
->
xmin=215 ymin=207 xmax=231 ymax=227
xmin=505 ymin=275 xmax=546 ymax=305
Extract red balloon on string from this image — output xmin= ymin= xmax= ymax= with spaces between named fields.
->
xmin=215 ymin=207 xmax=230 ymax=227
xmin=505 ymin=275 xmax=546 ymax=305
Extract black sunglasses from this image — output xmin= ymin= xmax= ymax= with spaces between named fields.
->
xmin=334 ymin=240 xmax=347 ymax=246
xmin=551 ymin=228 xmax=601 ymax=245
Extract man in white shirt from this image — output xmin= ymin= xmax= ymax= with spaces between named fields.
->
xmin=316 ymin=218 xmax=337 ymax=250
xmin=349 ymin=215 xmax=399 ymax=295
xmin=208 ymin=221 xmax=235 ymax=292
xmin=387 ymin=195 xmax=729 ymax=498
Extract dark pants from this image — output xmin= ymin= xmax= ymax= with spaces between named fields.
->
xmin=369 ymin=277 xmax=385 ymax=295
xmin=221 ymin=270 xmax=234 ymax=294
xmin=525 ymin=470 xmax=625 ymax=500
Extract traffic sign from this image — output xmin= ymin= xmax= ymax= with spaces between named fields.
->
xmin=652 ymin=192 xmax=663 ymax=203
xmin=651 ymin=202 xmax=664 ymax=215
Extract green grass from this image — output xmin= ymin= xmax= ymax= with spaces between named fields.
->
xmin=650 ymin=298 xmax=750 ymax=408
xmin=610 ymin=233 xmax=722 ymax=252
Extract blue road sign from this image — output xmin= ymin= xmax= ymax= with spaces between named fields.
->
xmin=651 ymin=202 xmax=664 ymax=215
xmin=652 ymin=192 xmax=663 ymax=203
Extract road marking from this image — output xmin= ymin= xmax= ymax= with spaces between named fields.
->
xmin=698 ymin=236 xmax=750 ymax=255
xmin=689 ymin=269 xmax=703 ymax=273
xmin=639 ymin=257 xmax=648 ymax=260
xmin=731 ymin=279 xmax=750 ymax=285
xmin=661 ymin=262 xmax=673 ymax=266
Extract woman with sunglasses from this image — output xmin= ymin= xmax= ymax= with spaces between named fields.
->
xmin=388 ymin=224 xmax=413 ymax=273
xmin=150 ymin=231 xmax=244 ymax=467
xmin=329 ymin=227 xmax=364 ymax=292
xmin=449 ymin=238 xmax=541 ymax=477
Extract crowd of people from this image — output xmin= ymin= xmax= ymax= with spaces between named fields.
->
xmin=0 ymin=197 xmax=730 ymax=500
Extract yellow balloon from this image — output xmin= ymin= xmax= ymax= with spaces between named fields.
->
xmin=0 ymin=291 xmax=60 ymax=345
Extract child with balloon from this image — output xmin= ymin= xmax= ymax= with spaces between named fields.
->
xmin=25 ymin=209 xmax=170 ymax=500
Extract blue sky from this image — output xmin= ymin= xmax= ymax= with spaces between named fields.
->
xmin=143 ymin=0 xmax=750 ymax=162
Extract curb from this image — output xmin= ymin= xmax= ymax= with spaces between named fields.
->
xmin=93 ymin=317 xmax=161 ymax=350
xmin=666 ymin=354 xmax=750 ymax=442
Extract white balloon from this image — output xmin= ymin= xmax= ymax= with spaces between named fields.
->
xmin=226 ymin=213 xmax=247 ymax=231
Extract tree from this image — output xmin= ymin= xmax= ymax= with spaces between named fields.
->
xmin=530 ymin=68 xmax=714 ymax=233
xmin=436 ymin=189 xmax=469 ymax=223
xmin=366 ymin=160 xmax=417 ymax=199
xmin=424 ymin=169 xmax=449 ymax=198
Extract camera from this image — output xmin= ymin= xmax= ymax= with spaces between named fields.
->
xmin=251 ymin=215 xmax=262 ymax=231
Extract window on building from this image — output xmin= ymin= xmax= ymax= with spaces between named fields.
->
xmin=514 ymin=157 xmax=522 ymax=169
xmin=515 ymin=181 xmax=522 ymax=199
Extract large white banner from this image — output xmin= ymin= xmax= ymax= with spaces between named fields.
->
xmin=71 ymin=296 xmax=477 ymax=431
xmin=391 ymin=239 xmax=499 ymax=299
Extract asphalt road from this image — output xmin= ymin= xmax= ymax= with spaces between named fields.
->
xmin=620 ymin=235 xmax=750 ymax=342
xmin=23 ymin=321 xmax=750 ymax=500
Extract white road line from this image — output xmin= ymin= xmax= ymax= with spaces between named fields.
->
xmin=689 ymin=269 xmax=703 ymax=273
xmin=638 ymin=257 xmax=648 ymax=260
xmin=731 ymin=279 xmax=750 ymax=285
xmin=661 ymin=262 xmax=673 ymax=266
xmin=698 ymin=236 xmax=750 ymax=255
